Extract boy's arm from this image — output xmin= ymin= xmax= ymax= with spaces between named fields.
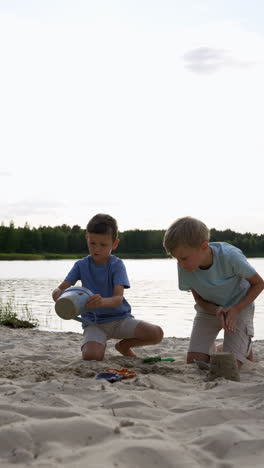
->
xmin=230 ymin=272 xmax=264 ymax=313
xmin=52 ymin=280 xmax=72 ymax=302
xmin=191 ymin=289 xmax=219 ymax=314
xmin=86 ymin=284 xmax=124 ymax=309
xmin=224 ymin=272 xmax=264 ymax=331
xmin=191 ymin=289 xmax=227 ymax=331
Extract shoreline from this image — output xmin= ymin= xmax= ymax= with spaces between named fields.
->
xmin=0 ymin=253 xmax=169 ymax=261
xmin=1 ymin=252 xmax=264 ymax=260
xmin=1 ymin=327 xmax=264 ymax=467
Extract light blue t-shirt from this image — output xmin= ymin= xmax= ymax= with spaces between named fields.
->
xmin=65 ymin=255 xmax=133 ymax=326
xmin=178 ymin=242 xmax=256 ymax=309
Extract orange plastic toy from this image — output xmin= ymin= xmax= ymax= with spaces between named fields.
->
xmin=105 ymin=368 xmax=136 ymax=379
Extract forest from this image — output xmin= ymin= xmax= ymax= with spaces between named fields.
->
xmin=0 ymin=222 xmax=263 ymax=259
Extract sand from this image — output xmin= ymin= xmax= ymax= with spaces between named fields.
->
xmin=1 ymin=327 xmax=264 ymax=468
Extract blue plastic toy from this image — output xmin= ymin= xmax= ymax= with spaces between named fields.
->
xmin=95 ymin=372 xmax=123 ymax=383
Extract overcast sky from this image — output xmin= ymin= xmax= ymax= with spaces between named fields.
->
xmin=0 ymin=0 xmax=263 ymax=234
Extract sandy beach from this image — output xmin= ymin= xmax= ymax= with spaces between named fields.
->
xmin=1 ymin=327 xmax=264 ymax=467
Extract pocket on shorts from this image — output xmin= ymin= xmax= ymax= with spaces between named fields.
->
xmin=242 ymin=304 xmax=254 ymax=338
xmin=246 ymin=323 xmax=254 ymax=338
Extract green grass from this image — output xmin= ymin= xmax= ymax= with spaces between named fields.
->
xmin=0 ymin=297 xmax=39 ymax=328
xmin=0 ymin=253 xmax=87 ymax=260
xmin=42 ymin=253 xmax=86 ymax=260
xmin=0 ymin=252 xmax=169 ymax=260
xmin=1 ymin=251 xmax=263 ymax=261
xmin=115 ymin=252 xmax=169 ymax=259
xmin=0 ymin=253 xmax=45 ymax=260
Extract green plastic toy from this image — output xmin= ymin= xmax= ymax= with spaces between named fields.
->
xmin=143 ymin=356 xmax=175 ymax=363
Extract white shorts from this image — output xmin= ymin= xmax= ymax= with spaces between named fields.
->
xmin=188 ymin=303 xmax=254 ymax=363
xmin=81 ymin=317 xmax=141 ymax=348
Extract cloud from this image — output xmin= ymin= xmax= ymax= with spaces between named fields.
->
xmin=0 ymin=200 xmax=121 ymax=228
xmin=183 ymin=47 xmax=253 ymax=74
xmin=0 ymin=200 xmax=65 ymax=218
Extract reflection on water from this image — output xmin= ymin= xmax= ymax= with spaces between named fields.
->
xmin=0 ymin=259 xmax=264 ymax=339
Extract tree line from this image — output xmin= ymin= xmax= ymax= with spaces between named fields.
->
xmin=0 ymin=222 xmax=264 ymax=257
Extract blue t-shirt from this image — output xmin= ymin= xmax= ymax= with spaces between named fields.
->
xmin=65 ymin=255 xmax=133 ymax=326
xmin=178 ymin=242 xmax=256 ymax=310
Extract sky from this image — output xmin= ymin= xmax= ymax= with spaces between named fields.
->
xmin=0 ymin=0 xmax=264 ymax=234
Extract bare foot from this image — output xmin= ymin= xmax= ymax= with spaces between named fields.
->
xmin=115 ymin=341 xmax=137 ymax=358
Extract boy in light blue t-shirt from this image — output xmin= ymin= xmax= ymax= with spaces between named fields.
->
xmin=52 ymin=213 xmax=163 ymax=361
xmin=163 ymin=216 xmax=264 ymax=368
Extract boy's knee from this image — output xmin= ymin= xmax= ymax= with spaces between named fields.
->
xmin=82 ymin=343 xmax=105 ymax=361
xmin=82 ymin=350 xmax=104 ymax=361
xmin=134 ymin=322 xmax=163 ymax=343
xmin=153 ymin=325 xmax=164 ymax=343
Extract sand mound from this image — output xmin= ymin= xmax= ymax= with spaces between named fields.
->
xmin=1 ymin=327 xmax=264 ymax=467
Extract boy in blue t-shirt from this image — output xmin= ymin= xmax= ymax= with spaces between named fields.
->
xmin=163 ymin=216 xmax=264 ymax=368
xmin=52 ymin=213 xmax=163 ymax=361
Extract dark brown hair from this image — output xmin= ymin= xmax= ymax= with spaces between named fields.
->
xmin=86 ymin=213 xmax=118 ymax=241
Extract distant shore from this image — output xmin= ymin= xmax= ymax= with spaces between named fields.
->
xmin=0 ymin=252 xmax=170 ymax=261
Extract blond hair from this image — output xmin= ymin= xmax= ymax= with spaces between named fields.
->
xmin=163 ymin=216 xmax=210 ymax=253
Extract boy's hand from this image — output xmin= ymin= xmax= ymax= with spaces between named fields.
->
xmin=224 ymin=306 xmax=240 ymax=333
xmin=52 ymin=288 xmax=62 ymax=302
xmin=216 ymin=306 xmax=240 ymax=333
xmin=216 ymin=307 xmax=228 ymax=333
xmin=86 ymin=294 xmax=104 ymax=309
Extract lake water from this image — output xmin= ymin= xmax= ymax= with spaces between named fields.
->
xmin=0 ymin=258 xmax=264 ymax=339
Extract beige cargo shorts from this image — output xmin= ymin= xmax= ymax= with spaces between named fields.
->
xmin=188 ymin=303 xmax=254 ymax=362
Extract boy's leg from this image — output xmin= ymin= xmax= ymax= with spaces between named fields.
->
xmin=82 ymin=342 xmax=105 ymax=361
xmin=115 ymin=320 xmax=163 ymax=357
xmin=187 ymin=305 xmax=222 ymax=364
xmin=247 ymin=345 xmax=254 ymax=361
xmin=223 ymin=305 xmax=254 ymax=368
xmin=81 ymin=325 xmax=107 ymax=361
